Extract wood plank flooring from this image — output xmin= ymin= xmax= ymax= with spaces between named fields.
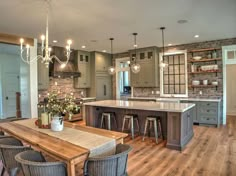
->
xmin=75 ymin=116 xmax=236 ymax=176
xmin=124 ymin=116 xmax=236 ymax=176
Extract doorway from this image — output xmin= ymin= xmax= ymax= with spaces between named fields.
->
xmin=116 ymin=57 xmax=131 ymax=100
xmin=0 ymin=53 xmax=20 ymax=119
xmin=223 ymin=45 xmax=236 ymax=123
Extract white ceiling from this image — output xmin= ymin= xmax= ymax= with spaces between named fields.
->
xmin=0 ymin=0 xmax=236 ymax=53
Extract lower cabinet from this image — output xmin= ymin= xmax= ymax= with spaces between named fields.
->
xmin=180 ymin=100 xmax=221 ymax=127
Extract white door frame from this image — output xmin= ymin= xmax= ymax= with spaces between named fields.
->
xmin=115 ymin=57 xmax=130 ymax=100
xmin=222 ymin=45 xmax=236 ymax=124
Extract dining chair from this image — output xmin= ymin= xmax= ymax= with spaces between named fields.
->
xmin=15 ymin=150 xmax=67 ymax=176
xmin=83 ymin=143 xmax=132 ymax=176
xmin=0 ymin=137 xmax=31 ymax=176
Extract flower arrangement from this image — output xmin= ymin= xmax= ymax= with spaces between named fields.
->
xmin=46 ymin=91 xmax=79 ymax=117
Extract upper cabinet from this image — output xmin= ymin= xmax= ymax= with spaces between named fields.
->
xmin=74 ymin=50 xmax=91 ymax=88
xmin=94 ymin=52 xmax=111 ymax=73
xmin=88 ymin=52 xmax=112 ymax=100
xmin=129 ymin=46 xmax=159 ymax=87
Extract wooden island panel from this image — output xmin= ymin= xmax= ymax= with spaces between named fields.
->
xmin=84 ymin=100 xmax=195 ymax=151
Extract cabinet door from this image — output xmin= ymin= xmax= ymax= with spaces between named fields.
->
xmin=180 ymin=100 xmax=198 ymax=123
xmin=95 ymin=53 xmax=111 ymax=72
xmin=38 ymin=60 xmax=49 ymax=90
xmin=96 ymin=76 xmax=112 ymax=100
xmin=74 ymin=63 xmax=90 ymax=88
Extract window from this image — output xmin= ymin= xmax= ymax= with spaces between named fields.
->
xmin=160 ymin=50 xmax=188 ymax=97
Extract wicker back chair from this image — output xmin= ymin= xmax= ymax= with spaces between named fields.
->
xmin=83 ymin=144 xmax=132 ymax=176
xmin=0 ymin=137 xmax=31 ymax=176
xmin=15 ymin=150 xmax=67 ymax=176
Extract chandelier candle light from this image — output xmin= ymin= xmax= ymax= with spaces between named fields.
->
xmin=20 ymin=0 xmax=72 ymax=68
xmin=131 ymin=33 xmax=141 ymax=73
xmin=108 ymin=38 xmax=115 ymax=75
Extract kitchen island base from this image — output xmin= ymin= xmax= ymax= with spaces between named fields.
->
xmin=85 ymin=101 xmax=194 ymax=151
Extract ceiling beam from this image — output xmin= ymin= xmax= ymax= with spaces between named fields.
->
xmin=0 ymin=33 xmax=34 ymax=46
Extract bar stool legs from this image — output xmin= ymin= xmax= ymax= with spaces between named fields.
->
xmin=122 ymin=114 xmax=139 ymax=140
xmin=142 ymin=116 xmax=163 ymax=144
xmin=100 ymin=112 xmax=117 ymax=130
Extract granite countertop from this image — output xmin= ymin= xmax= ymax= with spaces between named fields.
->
xmin=80 ymin=97 xmax=96 ymax=101
xmin=84 ymin=100 xmax=195 ymax=113
xmin=128 ymin=97 xmax=221 ymax=102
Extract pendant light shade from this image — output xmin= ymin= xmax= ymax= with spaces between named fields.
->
xmin=131 ymin=33 xmax=141 ymax=74
xmin=160 ymin=27 xmax=168 ymax=68
xmin=108 ymin=38 xmax=115 ymax=75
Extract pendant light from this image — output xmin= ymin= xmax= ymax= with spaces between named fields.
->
xmin=160 ymin=27 xmax=168 ymax=68
xmin=131 ymin=33 xmax=141 ymax=73
xmin=108 ymin=38 xmax=116 ymax=75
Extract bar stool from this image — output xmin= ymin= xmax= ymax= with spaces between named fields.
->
xmin=142 ymin=116 xmax=163 ymax=144
xmin=122 ymin=114 xmax=140 ymax=139
xmin=100 ymin=112 xmax=117 ymax=130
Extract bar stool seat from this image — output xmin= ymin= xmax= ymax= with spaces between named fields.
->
xmin=122 ymin=114 xmax=140 ymax=140
xmin=100 ymin=112 xmax=117 ymax=130
xmin=142 ymin=116 xmax=163 ymax=144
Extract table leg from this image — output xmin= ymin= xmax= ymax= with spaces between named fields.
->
xmin=67 ymin=160 xmax=76 ymax=176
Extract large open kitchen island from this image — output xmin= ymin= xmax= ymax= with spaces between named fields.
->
xmin=84 ymin=100 xmax=195 ymax=151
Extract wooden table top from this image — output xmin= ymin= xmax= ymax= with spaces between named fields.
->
xmin=0 ymin=120 xmax=128 ymax=161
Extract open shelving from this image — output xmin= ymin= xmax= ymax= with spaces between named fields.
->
xmin=188 ymin=70 xmax=221 ymax=74
xmin=188 ymin=58 xmax=222 ymax=63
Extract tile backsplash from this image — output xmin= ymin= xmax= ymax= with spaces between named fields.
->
xmin=38 ymin=77 xmax=87 ymax=102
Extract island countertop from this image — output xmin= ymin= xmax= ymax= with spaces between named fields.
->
xmin=84 ymin=100 xmax=195 ymax=113
xmin=128 ymin=97 xmax=221 ymax=102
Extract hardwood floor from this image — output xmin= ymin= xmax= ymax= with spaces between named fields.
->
xmin=65 ymin=116 xmax=236 ymax=175
xmin=123 ymin=115 xmax=236 ymax=176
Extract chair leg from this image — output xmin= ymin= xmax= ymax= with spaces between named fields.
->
xmin=131 ymin=117 xmax=134 ymax=140
xmin=154 ymin=120 xmax=158 ymax=144
xmin=107 ymin=115 xmax=111 ymax=130
xmin=142 ymin=119 xmax=149 ymax=141
xmin=135 ymin=118 xmax=140 ymax=135
xmin=122 ymin=118 xmax=126 ymax=132
xmin=100 ymin=115 xmax=104 ymax=129
xmin=158 ymin=119 xmax=163 ymax=140
xmin=113 ymin=114 xmax=118 ymax=130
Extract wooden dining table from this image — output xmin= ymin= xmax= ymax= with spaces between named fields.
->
xmin=0 ymin=119 xmax=128 ymax=176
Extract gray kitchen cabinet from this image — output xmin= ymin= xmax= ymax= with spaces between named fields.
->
xmin=96 ymin=76 xmax=112 ymax=100
xmin=74 ymin=51 xmax=91 ymax=88
xmin=180 ymin=100 xmax=220 ymax=127
xmin=88 ymin=51 xmax=112 ymax=100
xmin=94 ymin=52 xmax=111 ymax=73
xmin=38 ymin=59 xmax=49 ymax=90
xmin=130 ymin=46 xmax=159 ymax=87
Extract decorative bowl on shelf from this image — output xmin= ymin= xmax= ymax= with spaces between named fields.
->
xmin=193 ymin=56 xmax=202 ymax=60
xmin=211 ymin=81 xmax=218 ymax=86
xmin=192 ymin=80 xmax=200 ymax=85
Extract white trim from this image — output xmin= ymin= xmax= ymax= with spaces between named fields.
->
xmin=115 ymin=57 xmax=130 ymax=99
xmin=222 ymin=45 xmax=236 ymax=125
xmin=159 ymin=50 xmax=188 ymax=97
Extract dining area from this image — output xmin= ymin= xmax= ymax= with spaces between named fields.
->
xmin=0 ymin=118 xmax=130 ymax=176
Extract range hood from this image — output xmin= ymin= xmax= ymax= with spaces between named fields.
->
xmin=50 ymin=61 xmax=81 ymax=78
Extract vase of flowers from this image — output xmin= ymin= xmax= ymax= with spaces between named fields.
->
xmin=46 ymin=91 xmax=79 ymax=131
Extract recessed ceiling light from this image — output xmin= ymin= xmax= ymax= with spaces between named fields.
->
xmin=177 ymin=20 xmax=188 ymax=24
xmin=102 ymin=50 xmax=107 ymax=53
xmin=81 ymin=45 xmax=86 ymax=49
xmin=168 ymin=44 xmax=172 ymax=46
xmin=194 ymin=35 xmax=199 ymax=38
xmin=53 ymin=40 xmax=58 ymax=43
